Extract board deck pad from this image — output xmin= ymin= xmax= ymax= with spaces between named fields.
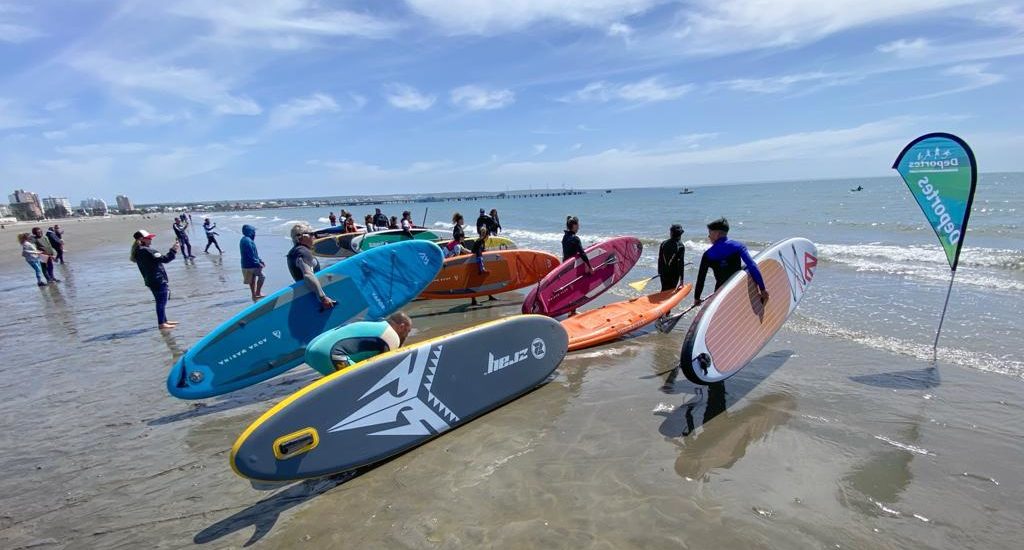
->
xmin=166 ymin=241 xmax=444 ymax=399
xmin=231 ymin=315 xmax=569 ymax=481
xmin=522 ymin=236 xmax=643 ymax=317
xmin=419 ymin=250 xmax=558 ymax=300
xmin=681 ymin=237 xmax=818 ymax=384
xmin=562 ymin=283 xmax=692 ymax=351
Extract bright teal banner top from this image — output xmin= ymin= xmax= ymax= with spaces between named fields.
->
xmin=892 ymin=133 xmax=977 ymax=271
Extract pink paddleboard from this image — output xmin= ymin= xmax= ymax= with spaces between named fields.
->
xmin=522 ymin=236 xmax=643 ymax=317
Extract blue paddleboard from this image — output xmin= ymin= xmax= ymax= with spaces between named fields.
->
xmin=166 ymin=241 xmax=444 ymax=399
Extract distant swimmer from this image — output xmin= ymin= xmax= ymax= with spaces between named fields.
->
xmin=239 ymin=224 xmax=266 ymax=302
xmin=658 ymin=224 xmax=686 ymax=291
xmin=131 ymin=229 xmax=180 ymax=329
xmin=203 ymin=218 xmax=223 ymax=254
xmin=287 ymin=223 xmax=336 ymax=310
xmin=308 ymin=312 xmax=413 ymax=376
xmin=693 ymin=217 xmax=767 ymax=306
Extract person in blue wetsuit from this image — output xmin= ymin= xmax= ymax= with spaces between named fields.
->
xmin=305 ymin=312 xmax=413 ymax=376
xmin=692 ymin=217 xmax=768 ymax=306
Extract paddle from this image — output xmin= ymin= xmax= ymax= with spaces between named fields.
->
xmin=627 ymin=262 xmax=692 ymax=292
xmin=655 ymin=291 xmax=714 ymax=334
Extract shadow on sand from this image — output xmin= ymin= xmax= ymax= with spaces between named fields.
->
xmin=849 ymin=367 xmax=941 ymax=390
xmin=145 ymin=372 xmax=317 ymax=426
xmin=409 ymin=299 xmax=523 ymax=319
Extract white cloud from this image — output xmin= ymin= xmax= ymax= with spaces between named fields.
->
xmin=0 ymin=99 xmax=45 ymax=130
xmin=56 ymin=142 xmax=153 ymax=156
xmin=563 ymin=76 xmax=691 ymax=103
xmin=406 ymin=0 xmax=665 ymax=35
xmin=450 ymin=85 xmax=515 ymax=110
xmin=532 ymin=144 xmax=547 ymax=155
xmin=722 ymin=71 xmax=860 ymax=94
xmin=310 ymin=158 xmax=452 ymax=179
xmin=67 ymin=53 xmax=261 ymax=116
xmin=570 ymin=143 xmax=583 ymax=151
xmin=0 ymin=3 xmax=43 ymax=43
xmin=876 ymin=37 xmax=932 ymax=58
xmin=384 ymin=84 xmax=437 ymax=111
xmin=673 ymin=0 xmax=983 ymax=56
xmin=121 ymin=97 xmax=191 ymax=127
xmin=139 ymin=144 xmax=243 ymax=183
xmin=267 ymin=93 xmax=339 ymax=130
xmin=898 ymin=63 xmax=1006 ymax=101
xmin=43 ymin=130 xmax=67 ymax=140
xmin=167 ymin=0 xmax=400 ymax=48
xmin=607 ymin=22 xmax=633 ymax=39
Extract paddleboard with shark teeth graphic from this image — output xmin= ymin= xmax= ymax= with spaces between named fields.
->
xmin=230 ymin=315 xmax=568 ymax=481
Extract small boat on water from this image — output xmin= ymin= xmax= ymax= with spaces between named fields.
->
xmin=679 ymin=188 xmax=694 ymax=195
xmin=850 ymin=185 xmax=864 ymax=192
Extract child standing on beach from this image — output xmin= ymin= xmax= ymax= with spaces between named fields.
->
xmin=18 ymin=233 xmax=48 ymax=286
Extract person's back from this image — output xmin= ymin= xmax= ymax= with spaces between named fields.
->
xmin=373 ymin=211 xmax=388 ymax=229
xmin=239 ymin=225 xmax=261 ymax=268
xmin=658 ymin=224 xmax=686 ymax=291
xmin=693 ymin=217 xmax=766 ymax=305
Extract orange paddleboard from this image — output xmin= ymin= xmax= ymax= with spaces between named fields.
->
xmin=562 ymin=283 xmax=693 ymax=351
xmin=419 ymin=250 xmax=559 ymax=300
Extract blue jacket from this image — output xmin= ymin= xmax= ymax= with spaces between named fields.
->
xmin=694 ymin=237 xmax=765 ymax=300
xmin=239 ymin=225 xmax=262 ymax=268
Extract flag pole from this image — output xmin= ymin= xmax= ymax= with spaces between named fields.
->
xmin=932 ymin=268 xmax=957 ymax=362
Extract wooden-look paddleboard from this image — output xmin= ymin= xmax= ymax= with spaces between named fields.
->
xmin=419 ymin=250 xmax=558 ymax=300
xmin=562 ymin=283 xmax=692 ymax=351
xmin=230 ymin=315 xmax=568 ymax=481
xmin=522 ymin=236 xmax=643 ymax=317
xmin=680 ymin=237 xmax=818 ymax=384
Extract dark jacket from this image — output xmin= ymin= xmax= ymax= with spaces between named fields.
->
xmin=658 ymin=238 xmax=685 ymax=276
xmin=561 ymin=230 xmax=590 ymax=265
xmin=287 ymin=244 xmax=321 ymax=282
xmin=476 ymin=214 xmax=493 ymax=233
xmin=453 ymin=223 xmax=465 ymax=242
xmin=372 ymin=212 xmax=389 ymax=228
xmin=239 ymin=225 xmax=262 ymax=268
xmin=46 ymin=229 xmax=63 ymax=248
xmin=135 ymin=245 xmax=177 ymax=288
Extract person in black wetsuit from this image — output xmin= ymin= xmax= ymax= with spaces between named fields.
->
xmin=658 ymin=224 xmax=686 ymax=291
xmin=693 ymin=217 xmax=768 ymax=306
xmin=286 ymin=223 xmax=336 ymax=310
xmin=487 ymin=208 xmax=501 ymax=235
xmin=475 ymin=208 xmax=493 ymax=236
xmin=372 ymin=208 xmax=389 ymax=230
xmin=561 ymin=216 xmax=592 ymax=271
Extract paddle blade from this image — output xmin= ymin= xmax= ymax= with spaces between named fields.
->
xmin=628 ymin=275 xmax=656 ymax=292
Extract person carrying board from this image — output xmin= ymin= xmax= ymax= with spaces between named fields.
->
xmin=693 ymin=217 xmax=768 ymax=306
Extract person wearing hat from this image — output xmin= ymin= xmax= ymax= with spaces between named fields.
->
xmin=658 ymin=224 xmax=686 ymax=291
xmin=692 ymin=217 xmax=768 ymax=307
xmin=131 ymin=229 xmax=180 ymax=329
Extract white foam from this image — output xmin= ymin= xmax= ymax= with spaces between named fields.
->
xmin=874 ymin=435 xmax=934 ymax=456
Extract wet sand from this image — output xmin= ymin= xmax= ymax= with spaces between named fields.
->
xmin=0 ymin=220 xmax=1021 ymax=549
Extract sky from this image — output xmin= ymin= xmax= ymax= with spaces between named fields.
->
xmin=1 ymin=0 xmax=1022 ymax=203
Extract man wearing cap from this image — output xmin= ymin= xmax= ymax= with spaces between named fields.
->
xmin=658 ymin=224 xmax=686 ymax=291
xmin=693 ymin=217 xmax=768 ymax=306
xmin=132 ymin=230 xmax=180 ymax=329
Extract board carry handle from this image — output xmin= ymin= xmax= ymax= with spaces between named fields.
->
xmin=273 ymin=427 xmax=320 ymax=460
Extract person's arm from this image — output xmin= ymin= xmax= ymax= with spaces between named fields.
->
xmin=574 ymin=235 xmax=592 ymax=269
xmin=657 ymin=243 xmax=667 ymax=276
xmin=739 ymin=245 xmax=768 ymax=302
xmin=296 ymin=254 xmax=334 ymax=307
xmin=675 ymin=243 xmax=686 ymax=283
xmin=158 ymin=244 xmax=179 ymax=263
xmin=694 ymin=253 xmax=710 ymax=303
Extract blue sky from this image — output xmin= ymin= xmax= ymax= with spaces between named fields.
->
xmin=1 ymin=0 xmax=1022 ymax=203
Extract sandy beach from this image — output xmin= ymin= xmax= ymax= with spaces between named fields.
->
xmin=0 ymin=196 xmax=1021 ymax=549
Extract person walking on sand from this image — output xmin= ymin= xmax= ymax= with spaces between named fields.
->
xmin=693 ymin=217 xmax=768 ymax=307
xmin=31 ymin=226 xmax=59 ymax=283
xmin=46 ymin=225 xmax=65 ymax=264
xmin=18 ymin=232 xmax=48 ymax=286
xmin=173 ymin=216 xmax=195 ymax=261
xmin=287 ymin=223 xmax=336 ymax=310
xmin=131 ymin=229 xmax=180 ymax=329
xmin=658 ymin=224 xmax=686 ymax=291
xmin=329 ymin=211 xmax=337 ymax=227
xmin=239 ymin=224 xmax=266 ymax=302
xmin=203 ymin=218 xmax=223 ymax=254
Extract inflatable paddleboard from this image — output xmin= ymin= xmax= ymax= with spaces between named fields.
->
xmin=349 ymin=229 xmax=452 ymax=254
xmin=166 ymin=241 xmax=444 ymax=399
xmin=680 ymin=237 xmax=817 ymax=384
xmin=311 ymin=231 xmax=364 ymax=258
xmin=522 ymin=236 xmax=643 ymax=317
xmin=312 ymin=225 xmax=363 ymax=238
xmin=444 ymin=235 xmax=516 ymax=251
xmin=562 ymin=283 xmax=692 ymax=351
xmin=419 ymin=250 xmax=558 ymax=300
xmin=230 ymin=315 xmax=568 ymax=481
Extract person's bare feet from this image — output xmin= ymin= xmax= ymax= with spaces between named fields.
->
xmin=159 ymin=323 xmax=176 ymax=330
xmin=165 ymin=320 xmax=179 ymax=325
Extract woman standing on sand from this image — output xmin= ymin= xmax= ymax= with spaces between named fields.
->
xmin=18 ymin=233 xmax=48 ymax=287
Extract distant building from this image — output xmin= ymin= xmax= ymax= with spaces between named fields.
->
xmin=80 ymin=197 xmax=108 ymax=216
xmin=8 ymin=188 xmax=44 ymax=220
xmin=116 ymin=194 xmax=135 ymax=213
xmin=42 ymin=196 xmax=73 ymax=218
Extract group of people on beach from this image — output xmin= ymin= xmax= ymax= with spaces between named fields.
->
xmin=17 ymin=225 xmax=65 ymax=286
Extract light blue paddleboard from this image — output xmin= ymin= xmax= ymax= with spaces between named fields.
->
xmin=166 ymin=241 xmax=444 ymax=399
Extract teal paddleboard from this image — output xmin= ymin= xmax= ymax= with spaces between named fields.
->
xmin=166 ymin=241 xmax=444 ymax=399
xmin=351 ymin=229 xmax=452 ymax=253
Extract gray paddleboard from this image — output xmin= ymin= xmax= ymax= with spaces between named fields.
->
xmin=231 ymin=315 xmax=568 ymax=481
